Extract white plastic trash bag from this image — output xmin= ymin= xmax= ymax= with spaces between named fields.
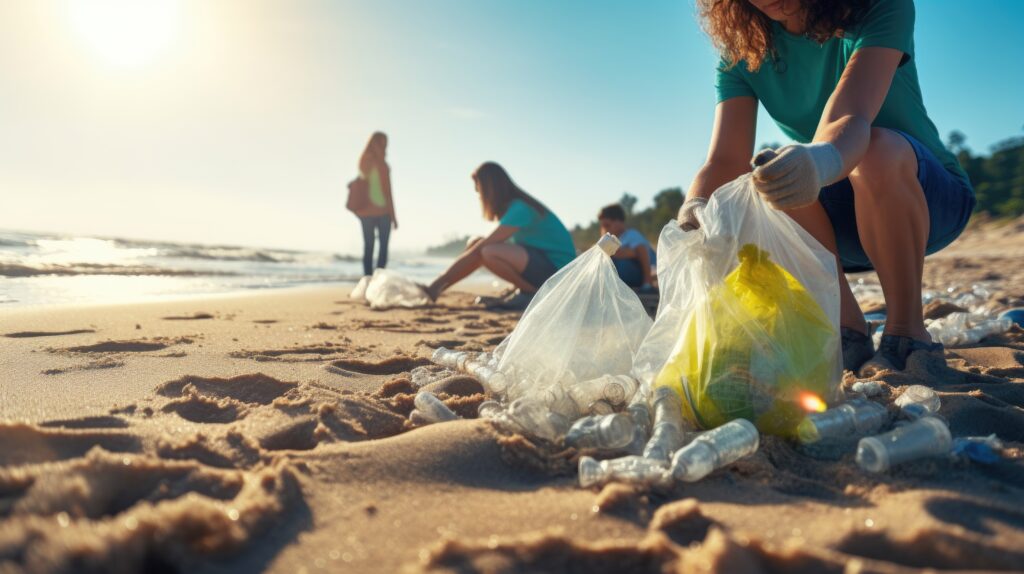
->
xmin=494 ymin=234 xmax=653 ymax=409
xmin=364 ymin=268 xmax=430 ymax=310
xmin=633 ymin=174 xmax=842 ymax=437
xmin=349 ymin=275 xmax=371 ymax=301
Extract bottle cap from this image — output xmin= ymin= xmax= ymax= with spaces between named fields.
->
xmin=597 ymin=233 xmax=621 ymax=256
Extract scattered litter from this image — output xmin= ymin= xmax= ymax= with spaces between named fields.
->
xmin=856 ymin=417 xmax=952 ymax=473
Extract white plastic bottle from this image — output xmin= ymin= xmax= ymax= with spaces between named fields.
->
xmin=413 ymin=391 xmax=459 ymax=424
xmin=578 ymin=455 xmax=670 ymax=488
xmin=507 ymin=397 xmax=561 ymax=441
xmin=568 ymin=374 xmax=639 ymax=409
xmin=856 ymin=416 xmax=952 ymax=473
xmin=564 ymin=414 xmax=635 ymax=451
xmin=670 ymin=418 xmax=759 ymax=482
xmin=797 ymin=398 xmax=889 ymax=444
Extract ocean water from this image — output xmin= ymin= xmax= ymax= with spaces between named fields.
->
xmin=0 ymin=230 xmax=456 ymax=308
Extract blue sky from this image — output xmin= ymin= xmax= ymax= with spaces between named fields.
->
xmin=1 ymin=0 xmax=1021 ymax=254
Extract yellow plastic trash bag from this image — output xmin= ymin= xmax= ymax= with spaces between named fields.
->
xmin=632 ymin=175 xmax=841 ymax=437
xmin=654 ymin=244 xmax=835 ymax=436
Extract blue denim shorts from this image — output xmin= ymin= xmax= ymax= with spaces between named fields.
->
xmin=818 ymin=131 xmax=976 ymax=273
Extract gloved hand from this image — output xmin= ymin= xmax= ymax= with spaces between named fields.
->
xmin=751 ymin=142 xmax=843 ymax=210
xmin=677 ymin=197 xmax=709 ymax=231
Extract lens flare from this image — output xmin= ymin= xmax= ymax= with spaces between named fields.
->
xmin=798 ymin=392 xmax=827 ymax=413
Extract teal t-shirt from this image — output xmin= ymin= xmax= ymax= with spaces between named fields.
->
xmin=715 ymin=0 xmax=968 ymax=184
xmin=499 ymin=199 xmax=577 ymax=269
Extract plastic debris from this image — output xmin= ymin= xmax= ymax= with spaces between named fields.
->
xmin=797 ymin=398 xmax=888 ymax=444
xmin=894 ymin=385 xmax=941 ymax=420
xmin=927 ymin=312 xmax=1013 ymax=347
xmin=564 ymin=414 xmax=635 ymax=451
xmin=412 ymin=391 xmax=459 ymax=424
xmin=999 ymin=308 xmax=1024 ymax=328
xmin=851 ymin=380 xmax=883 ymax=397
xmin=856 ymin=416 xmax=952 ymax=473
xmin=671 ymin=418 xmax=760 ymax=482
xmin=578 ymin=455 xmax=671 ymax=488
xmin=952 ymin=434 xmax=1004 ymax=464
xmin=643 ymin=387 xmax=688 ymax=462
xmin=349 ymin=275 xmax=371 ymax=301
xmin=364 ymin=268 xmax=430 ymax=310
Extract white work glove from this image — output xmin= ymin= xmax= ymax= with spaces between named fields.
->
xmin=751 ymin=142 xmax=843 ymax=210
xmin=677 ymin=197 xmax=709 ymax=231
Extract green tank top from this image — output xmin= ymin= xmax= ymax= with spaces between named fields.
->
xmin=361 ymin=167 xmax=387 ymax=208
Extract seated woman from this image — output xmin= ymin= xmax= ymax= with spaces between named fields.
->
xmin=422 ymin=162 xmax=577 ymax=310
xmin=597 ymin=203 xmax=657 ymax=292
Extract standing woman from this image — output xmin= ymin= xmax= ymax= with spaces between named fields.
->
xmin=422 ymin=162 xmax=577 ymax=310
xmin=353 ymin=132 xmax=397 ymax=278
xmin=679 ymin=0 xmax=975 ymax=375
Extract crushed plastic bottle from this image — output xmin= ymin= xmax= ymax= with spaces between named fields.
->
xmin=670 ymin=418 xmax=759 ymax=482
xmin=999 ymin=308 xmax=1024 ymax=329
xmin=894 ymin=385 xmax=941 ymax=420
xmin=409 ymin=410 xmax=431 ymax=426
xmin=952 ymin=434 xmax=1004 ymax=464
xmin=797 ymin=398 xmax=888 ymax=444
xmin=413 ymin=391 xmax=459 ymax=424
xmin=851 ymin=380 xmax=883 ymax=397
xmin=578 ymin=455 xmax=671 ymax=488
xmin=568 ymin=374 xmax=639 ymax=409
xmin=564 ymin=414 xmax=635 ymax=451
xmin=507 ymin=397 xmax=562 ymax=441
xmin=856 ymin=416 xmax=952 ymax=473
xmin=477 ymin=400 xmax=503 ymax=419
xmin=431 ymin=348 xmax=509 ymax=395
xmin=927 ymin=312 xmax=1013 ymax=347
xmin=644 ymin=387 xmax=687 ymax=462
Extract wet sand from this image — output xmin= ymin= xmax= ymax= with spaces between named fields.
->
xmin=2 ymin=221 xmax=1024 ymax=573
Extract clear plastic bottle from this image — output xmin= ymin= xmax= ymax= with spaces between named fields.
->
xmin=856 ymin=416 xmax=952 ymax=473
xmin=627 ymin=396 xmax=653 ymax=437
xmin=507 ymin=397 xmax=561 ymax=441
xmin=409 ymin=409 xmax=431 ymax=426
xmin=564 ymin=414 xmax=635 ymax=451
xmin=568 ymin=374 xmax=638 ymax=409
xmin=797 ymin=398 xmax=889 ymax=444
xmin=671 ymin=418 xmax=759 ymax=482
xmin=413 ymin=391 xmax=459 ymax=423
xmin=477 ymin=400 xmax=503 ymax=419
xmin=894 ymin=385 xmax=941 ymax=420
xmin=578 ymin=455 xmax=670 ymax=488
xmin=643 ymin=386 xmax=687 ymax=462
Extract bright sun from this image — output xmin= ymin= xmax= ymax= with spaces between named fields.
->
xmin=67 ymin=0 xmax=181 ymax=69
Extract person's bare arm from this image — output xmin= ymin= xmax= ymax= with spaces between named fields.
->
xmin=815 ymin=47 xmax=904 ymax=176
xmin=426 ymin=225 xmax=518 ymax=298
xmin=751 ymin=47 xmax=904 ymax=208
xmin=678 ymin=96 xmax=757 ymax=228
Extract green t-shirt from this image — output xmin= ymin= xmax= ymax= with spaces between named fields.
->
xmin=361 ymin=167 xmax=387 ymax=208
xmin=499 ymin=199 xmax=577 ymax=269
xmin=715 ymin=0 xmax=969 ymax=184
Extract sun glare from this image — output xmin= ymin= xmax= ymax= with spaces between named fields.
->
xmin=67 ymin=0 xmax=181 ymax=69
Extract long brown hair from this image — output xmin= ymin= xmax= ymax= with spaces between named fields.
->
xmin=698 ymin=0 xmax=872 ymax=72
xmin=473 ymin=162 xmax=547 ymax=222
xmin=359 ymin=131 xmax=388 ymax=174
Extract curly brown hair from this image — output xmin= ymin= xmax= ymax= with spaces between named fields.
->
xmin=698 ymin=0 xmax=872 ymax=72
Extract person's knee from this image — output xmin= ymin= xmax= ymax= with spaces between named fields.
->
xmin=480 ymin=244 xmax=499 ymax=263
xmin=850 ymin=128 xmax=916 ymax=190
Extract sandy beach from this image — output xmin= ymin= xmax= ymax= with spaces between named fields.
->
xmin=2 ymin=220 xmax=1024 ymax=574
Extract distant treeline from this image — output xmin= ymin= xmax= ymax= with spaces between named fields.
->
xmin=425 ymin=236 xmax=471 ymax=257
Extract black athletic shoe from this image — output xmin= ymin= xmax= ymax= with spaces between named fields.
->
xmin=858 ymin=334 xmax=943 ymax=378
xmin=841 ymin=327 xmax=875 ymax=372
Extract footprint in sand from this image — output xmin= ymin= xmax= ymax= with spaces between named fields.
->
xmin=0 ymin=423 xmax=142 ymax=466
xmin=156 ymin=373 xmax=296 ymax=406
xmin=4 ymin=329 xmax=95 ymax=338
xmin=229 ymin=344 xmax=347 ymax=362
xmin=162 ymin=312 xmax=215 ymax=320
xmin=324 ymin=356 xmax=431 ymax=376
xmin=42 ymin=357 xmax=125 ymax=376
xmin=61 ymin=337 xmax=194 ymax=354
xmin=38 ymin=415 xmax=128 ymax=429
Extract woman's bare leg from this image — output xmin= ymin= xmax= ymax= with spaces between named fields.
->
xmin=784 ymin=203 xmax=866 ymax=334
xmin=848 ymin=128 xmax=929 ymax=341
xmin=480 ymin=243 xmax=534 ymax=293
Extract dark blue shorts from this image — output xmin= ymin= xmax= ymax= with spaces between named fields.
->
xmin=613 ymin=258 xmax=644 ymax=288
xmin=521 ymin=246 xmax=559 ymax=290
xmin=818 ymin=131 xmax=976 ymax=273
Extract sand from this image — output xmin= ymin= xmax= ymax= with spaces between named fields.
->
xmin=2 ymin=223 xmax=1024 ymax=573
